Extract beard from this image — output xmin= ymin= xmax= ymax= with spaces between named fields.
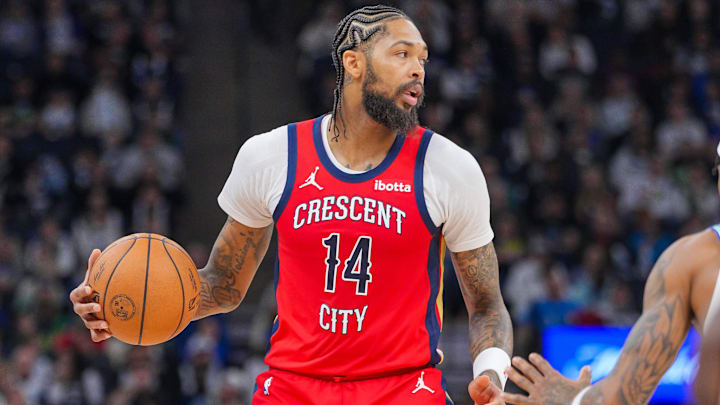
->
xmin=361 ymin=63 xmax=424 ymax=134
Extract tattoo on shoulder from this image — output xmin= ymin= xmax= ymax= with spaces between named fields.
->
xmin=646 ymin=244 xmax=677 ymax=296
xmin=597 ymin=242 xmax=690 ymax=405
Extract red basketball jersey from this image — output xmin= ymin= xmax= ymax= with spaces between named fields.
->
xmin=267 ymin=116 xmax=445 ymax=379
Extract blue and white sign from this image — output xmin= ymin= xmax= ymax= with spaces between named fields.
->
xmin=543 ymin=326 xmax=700 ymax=404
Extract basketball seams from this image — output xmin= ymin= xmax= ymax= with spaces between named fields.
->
xmin=161 ymin=239 xmax=186 ymax=341
xmin=95 ymin=236 xmax=134 ymax=263
xmin=161 ymin=238 xmax=195 ymax=265
xmin=137 ymin=234 xmax=152 ymax=345
xmin=101 ymin=236 xmax=139 ymax=333
xmin=98 ymin=233 xmax=194 ymax=345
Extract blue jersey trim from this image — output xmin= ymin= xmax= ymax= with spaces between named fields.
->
xmin=414 ymin=129 xmax=439 ymax=234
xmin=312 ymin=115 xmax=406 ymax=183
xmin=442 ymin=374 xmax=455 ymax=405
xmin=424 ymin=229 xmax=443 ymax=367
xmin=264 ymin=258 xmax=281 ymax=357
xmin=272 ymin=124 xmax=298 ymax=222
xmin=711 ymin=224 xmax=720 ymax=242
xmin=265 ymin=317 xmax=280 ymax=355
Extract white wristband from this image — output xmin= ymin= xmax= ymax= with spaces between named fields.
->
xmin=472 ymin=347 xmax=511 ymax=391
xmin=571 ymin=386 xmax=591 ymax=405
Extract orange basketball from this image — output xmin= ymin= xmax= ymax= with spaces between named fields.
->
xmin=87 ymin=233 xmax=200 ymax=345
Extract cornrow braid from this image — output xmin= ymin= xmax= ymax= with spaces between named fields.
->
xmin=330 ymin=5 xmax=408 ymax=141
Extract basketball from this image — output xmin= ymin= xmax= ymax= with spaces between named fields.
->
xmin=87 ymin=233 xmax=201 ymax=346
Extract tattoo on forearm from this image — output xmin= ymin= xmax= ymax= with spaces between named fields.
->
xmin=195 ymin=218 xmax=272 ymax=319
xmin=583 ymin=244 xmax=689 ymax=405
xmin=452 ymin=243 xmax=513 ymax=361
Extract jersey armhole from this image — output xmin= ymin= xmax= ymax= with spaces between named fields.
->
xmin=711 ymin=225 xmax=720 ymax=242
xmin=414 ymin=129 xmax=440 ymax=234
xmin=272 ymin=123 xmax=297 ymax=222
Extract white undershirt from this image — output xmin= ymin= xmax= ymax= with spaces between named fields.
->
xmin=217 ymin=116 xmax=494 ymax=252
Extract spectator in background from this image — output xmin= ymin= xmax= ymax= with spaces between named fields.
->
xmin=609 ymin=106 xmax=653 ymax=193
xmin=80 ymin=67 xmax=132 ymax=138
xmin=503 ymin=238 xmax=553 ymax=326
xmin=107 ymin=347 xmax=161 ymax=405
xmin=493 ymin=212 xmax=525 ymax=269
xmin=213 ymin=368 xmax=252 ymax=405
xmin=24 ymin=217 xmax=76 ymax=281
xmin=505 ymin=102 xmax=559 ymax=174
xmin=657 ymin=100 xmax=708 ymax=161
xmin=569 ymin=243 xmax=611 ymax=308
xmin=180 ymin=319 xmax=223 ymax=404
xmin=402 ymin=0 xmax=452 ymax=60
xmin=0 ymin=1 xmax=39 ymax=60
xmin=42 ymin=349 xmax=89 ymax=405
xmin=682 ymin=161 xmax=719 ymax=221
xmin=439 ymin=39 xmax=494 ymax=106
xmin=529 ymin=267 xmax=578 ymax=332
xmin=538 ymin=25 xmax=596 ymax=80
xmin=597 ymin=73 xmax=638 ymax=142
xmin=132 ymin=183 xmax=171 ymax=235
xmin=114 ymin=128 xmax=182 ymax=192
xmin=11 ymin=343 xmax=52 ymax=405
xmin=71 ymin=188 xmax=123 ymax=261
xmin=42 ymin=0 xmax=81 ymax=57
xmin=133 ymin=77 xmax=174 ymax=133
xmin=39 ymin=88 xmax=76 ymax=139
xmin=627 ymin=209 xmax=675 ymax=278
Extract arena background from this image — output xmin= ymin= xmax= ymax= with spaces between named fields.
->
xmin=0 ymin=0 xmax=717 ymax=404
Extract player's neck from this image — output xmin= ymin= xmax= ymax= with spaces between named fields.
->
xmin=327 ymin=99 xmax=398 ymax=171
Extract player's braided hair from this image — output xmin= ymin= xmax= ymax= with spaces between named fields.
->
xmin=330 ymin=5 xmax=408 ymax=141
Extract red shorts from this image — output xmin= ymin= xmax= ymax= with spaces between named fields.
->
xmin=252 ymin=367 xmax=454 ymax=405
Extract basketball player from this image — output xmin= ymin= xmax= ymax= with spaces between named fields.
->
xmin=696 ymin=307 xmax=720 ymax=404
xmin=69 ymin=5 xmax=513 ymax=404
xmin=499 ymin=145 xmax=720 ymax=405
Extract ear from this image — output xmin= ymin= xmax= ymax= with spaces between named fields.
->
xmin=342 ymin=49 xmax=365 ymax=82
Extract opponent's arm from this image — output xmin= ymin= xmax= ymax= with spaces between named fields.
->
xmin=695 ymin=309 xmax=720 ymax=404
xmin=452 ymin=242 xmax=513 ymax=387
xmin=193 ymin=217 xmax=273 ymax=320
xmin=579 ymin=240 xmax=692 ymax=405
xmin=503 ymin=238 xmax=693 ymax=405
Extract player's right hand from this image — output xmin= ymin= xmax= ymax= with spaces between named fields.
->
xmin=501 ymin=353 xmax=592 ymax=405
xmin=69 ymin=249 xmax=112 ymax=342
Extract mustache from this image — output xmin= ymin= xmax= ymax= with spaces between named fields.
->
xmin=395 ymin=80 xmax=424 ymax=97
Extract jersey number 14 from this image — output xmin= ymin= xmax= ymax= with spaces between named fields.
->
xmin=322 ymin=233 xmax=373 ymax=295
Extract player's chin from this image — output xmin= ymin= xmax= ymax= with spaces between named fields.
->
xmin=396 ymin=100 xmax=416 ymax=111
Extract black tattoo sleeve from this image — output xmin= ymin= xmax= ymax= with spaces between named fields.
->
xmin=581 ymin=243 xmax=692 ymax=405
xmin=193 ymin=217 xmax=273 ymax=320
xmin=451 ymin=242 xmax=513 ymax=385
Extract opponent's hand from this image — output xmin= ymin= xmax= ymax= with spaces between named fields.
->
xmin=469 ymin=374 xmax=505 ymax=405
xmin=69 ymin=249 xmax=112 ymax=342
xmin=501 ymin=353 xmax=592 ymax=405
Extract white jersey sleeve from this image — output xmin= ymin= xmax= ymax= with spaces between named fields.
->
xmin=217 ymin=125 xmax=288 ymax=228
xmin=217 ymin=117 xmax=494 ymax=249
xmin=423 ymin=134 xmax=494 ymax=252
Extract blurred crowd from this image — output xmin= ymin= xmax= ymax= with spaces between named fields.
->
xmin=296 ymin=0 xmax=720 ymax=358
xmin=2 ymin=0 xmax=720 ymax=404
xmin=0 ymin=0 xmax=204 ymax=404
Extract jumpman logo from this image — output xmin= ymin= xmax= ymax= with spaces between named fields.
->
xmin=299 ymin=166 xmax=324 ymax=190
xmin=263 ymin=376 xmax=273 ymax=396
xmin=412 ymin=371 xmax=435 ymax=394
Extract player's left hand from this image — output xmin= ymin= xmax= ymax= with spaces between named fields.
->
xmin=469 ymin=374 xmax=505 ymax=405
xmin=501 ymin=353 xmax=592 ymax=405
